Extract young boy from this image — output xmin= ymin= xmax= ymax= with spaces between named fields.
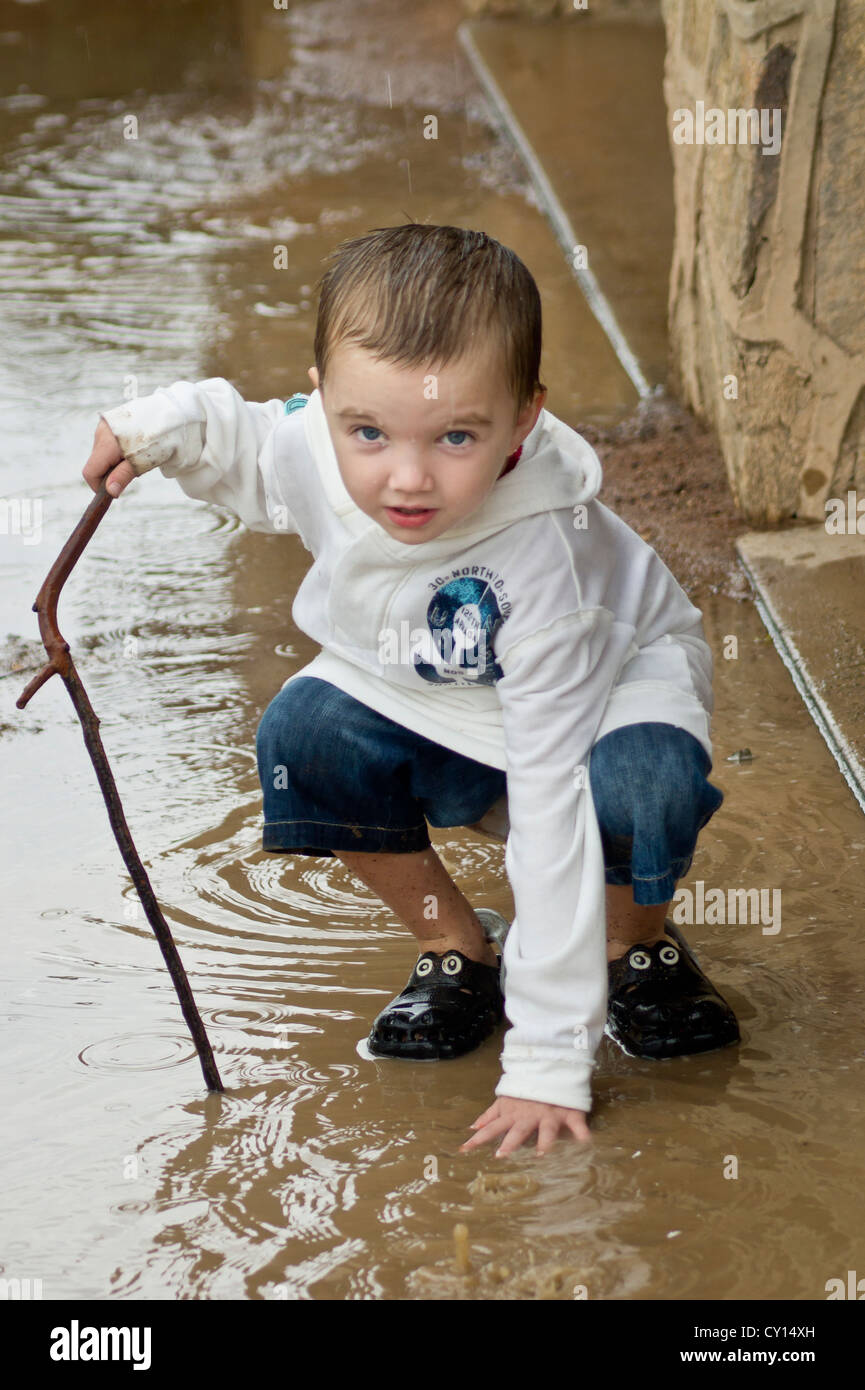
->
xmin=83 ymin=223 xmax=738 ymax=1158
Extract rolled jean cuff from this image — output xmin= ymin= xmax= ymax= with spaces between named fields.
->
xmin=603 ymin=851 xmax=696 ymax=901
xmin=262 ymin=816 xmax=430 ymax=857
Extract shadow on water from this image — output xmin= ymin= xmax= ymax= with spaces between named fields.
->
xmin=1 ymin=0 xmax=864 ymax=1301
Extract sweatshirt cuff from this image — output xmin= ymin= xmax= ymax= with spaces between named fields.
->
xmin=495 ymin=1042 xmax=595 ymax=1113
xmin=100 ymin=397 xmax=204 ymax=476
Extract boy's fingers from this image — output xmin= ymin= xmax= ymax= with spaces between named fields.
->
xmin=536 ymin=1118 xmax=561 ymax=1156
xmin=494 ymin=1120 xmax=537 ymax=1157
xmin=566 ymin=1114 xmax=591 ymax=1144
xmin=462 ymin=1101 xmax=590 ymax=1156
xmin=459 ymin=1114 xmax=510 ymax=1152
xmin=82 ymin=453 xmax=135 ymax=496
xmin=103 ymin=460 xmax=136 ymax=496
xmin=82 ymin=420 xmax=130 ymax=493
xmin=459 ymin=1127 xmax=503 ymax=1153
xmin=535 ymin=1114 xmax=588 ymax=1154
xmin=468 ymin=1102 xmax=500 ymax=1129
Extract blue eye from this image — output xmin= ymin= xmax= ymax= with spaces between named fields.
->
xmin=444 ymin=430 xmax=472 ymax=446
xmin=357 ymin=425 xmax=382 ymax=442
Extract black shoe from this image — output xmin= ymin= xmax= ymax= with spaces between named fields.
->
xmin=606 ymin=920 xmax=740 ymax=1060
xmin=367 ymin=949 xmax=504 ymax=1060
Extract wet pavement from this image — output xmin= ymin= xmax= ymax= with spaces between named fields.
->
xmin=1 ymin=0 xmax=864 ymax=1302
xmin=460 ymin=15 xmax=672 ymax=393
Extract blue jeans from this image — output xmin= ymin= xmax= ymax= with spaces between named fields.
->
xmin=256 ymin=677 xmax=723 ymax=905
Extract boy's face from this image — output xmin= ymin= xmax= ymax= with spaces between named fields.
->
xmin=308 ymin=337 xmax=546 ymax=545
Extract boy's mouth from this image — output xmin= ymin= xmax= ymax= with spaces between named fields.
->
xmin=385 ymin=505 xmax=438 ymax=529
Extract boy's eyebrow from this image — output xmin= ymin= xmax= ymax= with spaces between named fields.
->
xmin=336 ymin=407 xmax=383 ymax=422
xmin=335 ymin=407 xmax=494 ymax=427
xmin=444 ymin=411 xmax=494 ymax=427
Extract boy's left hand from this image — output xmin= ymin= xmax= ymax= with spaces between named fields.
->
xmin=459 ymin=1096 xmax=590 ymax=1157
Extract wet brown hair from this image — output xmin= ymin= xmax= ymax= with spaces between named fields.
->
xmin=312 ymin=222 xmax=545 ymax=417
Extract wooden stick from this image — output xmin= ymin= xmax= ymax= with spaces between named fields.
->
xmin=17 ymin=478 xmax=224 ymax=1093
xmin=453 ymin=1223 xmax=472 ymax=1276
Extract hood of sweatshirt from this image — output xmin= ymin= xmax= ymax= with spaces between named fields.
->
xmin=301 ymin=387 xmax=603 ymax=564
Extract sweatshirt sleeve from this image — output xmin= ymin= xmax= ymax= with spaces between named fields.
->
xmin=493 ymin=606 xmax=636 ymax=1114
xmin=99 ymin=377 xmax=294 ymax=534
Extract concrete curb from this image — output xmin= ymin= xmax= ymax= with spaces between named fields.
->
xmin=736 ymin=534 xmax=865 ymax=816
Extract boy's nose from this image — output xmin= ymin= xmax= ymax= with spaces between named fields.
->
xmin=387 ymin=449 xmax=434 ymax=494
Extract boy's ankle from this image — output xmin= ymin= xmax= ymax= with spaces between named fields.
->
xmin=416 ymin=931 xmax=498 ymax=968
xmin=606 ymin=929 xmax=672 ymax=963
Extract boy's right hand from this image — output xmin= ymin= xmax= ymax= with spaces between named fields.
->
xmin=82 ymin=418 xmax=137 ymax=497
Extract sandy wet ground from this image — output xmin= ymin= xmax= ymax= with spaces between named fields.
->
xmin=1 ymin=0 xmax=864 ymax=1301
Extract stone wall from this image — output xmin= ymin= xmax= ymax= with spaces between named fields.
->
xmin=661 ymin=0 xmax=865 ymax=524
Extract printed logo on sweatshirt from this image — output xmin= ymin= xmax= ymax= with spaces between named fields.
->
xmin=413 ymin=575 xmax=506 ymax=685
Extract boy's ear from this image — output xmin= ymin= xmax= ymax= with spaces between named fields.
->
xmin=513 ymin=386 xmax=546 ymax=445
xmin=307 ymin=365 xmax=320 ymax=389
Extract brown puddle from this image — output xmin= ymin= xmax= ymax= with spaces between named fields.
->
xmin=1 ymin=0 xmax=864 ymax=1302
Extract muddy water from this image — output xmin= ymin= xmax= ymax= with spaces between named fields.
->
xmin=2 ymin=0 xmax=864 ymax=1302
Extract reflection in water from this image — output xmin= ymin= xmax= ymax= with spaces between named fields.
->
xmin=1 ymin=0 xmax=864 ymax=1304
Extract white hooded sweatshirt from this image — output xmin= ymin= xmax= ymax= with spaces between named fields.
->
xmin=101 ymin=377 xmax=714 ymax=1114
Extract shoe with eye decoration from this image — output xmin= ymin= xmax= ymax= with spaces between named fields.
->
xmin=367 ymin=948 xmax=504 ymax=1061
xmin=605 ymin=920 xmax=740 ymax=1059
